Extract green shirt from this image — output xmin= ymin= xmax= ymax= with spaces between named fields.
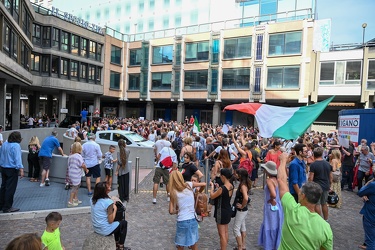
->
xmin=41 ymin=227 xmax=63 ymax=250
xmin=279 ymin=192 xmax=333 ymax=250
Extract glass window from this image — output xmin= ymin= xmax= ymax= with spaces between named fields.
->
xmin=212 ymin=39 xmax=220 ymax=64
xmin=89 ymin=41 xmax=96 ymax=59
xmin=110 ymin=71 xmax=121 ymax=89
xmin=256 ymin=34 xmax=263 ymax=60
xmin=80 ymin=63 xmax=87 ymax=81
xmin=152 ymin=72 xmax=172 ymax=90
xmin=164 ymin=0 xmax=170 ymax=6
xmin=267 ymin=66 xmax=300 ymax=88
xmin=185 ymin=41 xmax=209 ymax=61
xmin=138 ymin=22 xmax=143 ymax=33
xmin=51 ymin=56 xmax=59 ymax=74
xmin=116 ymin=5 xmax=121 ymax=15
xmin=97 ymin=67 xmax=102 ymax=83
xmin=20 ymin=42 xmax=27 ymax=68
xmin=260 ymin=0 xmax=277 ymax=16
xmin=163 ymin=16 xmax=169 ymax=29
xmin=320 ymin=62 xmax=334 ymax=85
xmin=61 ymin=58 xmax=69 ymax=76
xmin=97 ymin=44 xmax=102 ymax=61
xmin=149 ymin=0 xmax=155 ymax=9
xmin=41 ymin=55 xmax=50 ymax=74
xmin=129 ymin=49 xmax=141 ymax=66
xmin=129 ymin=73 xmax=140 ymax=90
xmin=367 ymin=60 xmax=375 ymax=90
xmin=125 ymin=3 xmax=131 ymax=14
xmin=71 ymin=61 xmax=78 ymax=78
xmin=111 ymin=45 xmax=122 ymax=64
xmin=32 ymin=24 xmax=41 ymax=45
xmin=139 ymin=1 xmax=144 ymax=12
xmin=148 ymin=19 xmax=154 ymax=31
xmin=81 ymin=38 xmax=87 ymax=57
xmin=269 ymin=31 xmax=302 ymax=56
xmin=190 ymin=10 xmax=198 ymax=24
xmin=22 ymin=6 xmax=31 ymax=39
xmin=222 ymin=68 xmax=250 ymax=89
xmin=88 ymin=65 xmax=95 ymax=81
xmin=175 ymin=14 xmax=181 ymax=27
xmin=31 ymin=54 xmax=40 ymax=72
xmin=96 ymin=10 xmax=101 ymax=19
xmin=346 ymin=61 xmax=361 ymax=83
xmin=254 ymin=67 xmax=261 ymax=92
xmin=13 ymin=0 xmax=19 ymax=22
xmin=52 ymin=28 xmax=59 ymax=48
xmin=184 ymin=70 xmax=208 ymax=90
xmin=71 ymin=34 xmax=79 ymax=55
xmin=42 ymin=27 xmax=50 ymax=47
xmin=104 ymin=8 xmax=109 ymax=18
xmin=3 ymin=23 xmax=11 ymax=52
xmin=223 ymin=37 xmax=251 ymax=59
xmin=152 ymin=45 xmax=173 ymax=64
xmin=61 ymin=31 xmax=69 ymax=52
xmin=11 ymin=31 xmax=18 ymax=60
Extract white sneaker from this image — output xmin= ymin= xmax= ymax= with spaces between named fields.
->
xmin=152 ymin=198 xmax=156 ymax=204
xmin=40 ymin=183 xmax=45 ymax=187
xmin=167 ymin=196 xmax=170 ymax=202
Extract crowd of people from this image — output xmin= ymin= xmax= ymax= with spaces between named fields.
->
xmin=1 ymin=116 xmax=375 ymax=249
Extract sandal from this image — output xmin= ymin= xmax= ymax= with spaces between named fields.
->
xmin=29 ymin=178 xmax=35 ymax=182
xmin=33 ymin=179 xmax=39 ymax=182
xmin=359 ymin=244 xmax=367 ymax=249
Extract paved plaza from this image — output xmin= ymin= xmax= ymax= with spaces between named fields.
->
xmin=0 ymin=168 xmax=366 ymax=250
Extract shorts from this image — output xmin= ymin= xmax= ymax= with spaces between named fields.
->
xmin=175 ymin=218 xmax=199 ymax=247
xmin=316 ymin=190 xmax=329 ymax=205
xmin=40 ymin=157 xmax=52 ymax=171
xmin=85 ymin=164 xmax=101 ymax=178
xmin=153 ymin=167 xmax=169 ymax=185
xmin=105 ymin=168 xmax=113 ymax=177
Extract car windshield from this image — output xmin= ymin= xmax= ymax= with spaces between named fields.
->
xmin=127 ymin=132 xmax=147 ymax=142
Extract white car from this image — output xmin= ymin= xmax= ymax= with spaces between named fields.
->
xmin=95 ymin=130 xmax=154 ymax=148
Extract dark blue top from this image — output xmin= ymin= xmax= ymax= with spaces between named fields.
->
xmin=288 ymin=157 xmax=306 ymax=194
xmin=358 ymin=181 xmax=375 ymax=221
xmin=81 ymin=110 xmax=88 ymax=118
xmin=39 ymin=136 xmax=60 ymax=158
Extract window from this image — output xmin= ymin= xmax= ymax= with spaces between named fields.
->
xmin=367 ymin=60 xmax=375 ymax=90
xmin=175 ymin=14 xmax=181 ymax=27
xmin=31 ymin=54 xmax=40 ymax=72
xmin=89 ymin=41 xmax=96 ymax=59
xmin=61 ymin=58 xmax=69 ymax=76
xmin=164 ymin=0 xmax=170 ymax=6
xmin=11 ymin=32 xmax=18 ymax=60
xmin=32 ymin=24 xmax=41 ymax=45
xmin=184 ymin=70 xmax=208 ymax=90
xmin=52 ymin=28 xmax=59 ymax=48
xmin=129 ymin=74 xmax=140 ymax=90
xmin=41 ymin=55 xmax=50 ymax=74
xmin=163 ymin=16 xmax=169 ymax=29
xmin=51 ymin=56 xmax=59 ymax=74
xmin=320 ymin=62 xmax=334 ymax=85
xmin=256 ymin=34 xmax=263 ymax=60
xmin=96 ymin=10 xmax=101 ymax=19
xmin=224 ymin=37 xmax=251 ymax=59
xmin=111 ymin=45 xmax=122 ymax=64
xmin=3 ymin=23 xmax=11 ymax=52
xmin=97 ymin=44 xmax=102 ymax=61
xmin=346 ymin=61 xmax=361 ymax=82
xmin=42 ymin=27 xmax=50 ymax=47
xmin=149 ymin=0 xmax=155 ymax=9
xmin=139 ymin=1 xmax=144 ymax=12
xmin=152 ymin=45 xmax=173 ymax=64
xmin=21 ymin=42 xmax=29 ymax=69
xmin=269 ymin=31 xmax=302 ymax=56
xmin=152 ymin=72 xmax=172 ymax=90
xmin=254 ymin=67 xmax=261 ymax=92
xmin=267 ymin=66 xmax=300 ymax=88
xmin=22 ymin=5 xmax=31 ymax=39
xmin=12 ymin=0 xmax=19 ymax=22
xmin=61 ymin=31 xmax=69 ymax=52
xmin=104 ymin=8 xmax=109 ymax=19
xmin=222 ymin=68 xmax=250 ymax=89
xmin=138 ymin=22 xmax=143 ymax=33
xmin=190 ymin=10 xmax=198 ymax=24
xmin=71 ymin=61 xmax=78 ymax=78
xmin=320 ymin=61 xmax=361 ymax=85
xmin=88 ymin=65 xmax=95 ymax=81
xmin=125 ymin=3 xmax=131 ymax=14
xmin=148 ymin=19 xmax=154 ymax=31
xmin=80 ymin=63 xmax=87 ymax=81
xmin=129 ymin=49 xmax=141 ymax=66
xmin=97 ymin=67 xmax=102 ymax=83
xmin=185 ymin=42 xmax=209 ymax=62
xmin=81 ymin=38 xmax=87 ymax=57
xmin=110 ymin=71 xmax=121 ymax=89
xmin=71 ymin=34 xmax=79 ymax=55
xmin=212 ymin=39 xmax=220 ymax=64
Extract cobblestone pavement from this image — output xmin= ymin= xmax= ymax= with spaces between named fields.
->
xmin=0 ymin=169 xmax=365 ymax=250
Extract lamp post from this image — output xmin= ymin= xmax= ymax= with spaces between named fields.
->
xmin=361 ymin=23 xmax=367 ymax=108
xmin=362 ymin=23 xmax=367 ymax=45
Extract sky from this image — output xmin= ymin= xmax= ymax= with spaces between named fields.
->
xmin=317 ymin=0 xmax=375 ymax=45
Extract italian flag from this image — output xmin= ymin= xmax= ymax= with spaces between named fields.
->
xmin=193 ymin=116 xmax=201 ymax=133
xmin=224 ymin=96 xmax=334 ymax=139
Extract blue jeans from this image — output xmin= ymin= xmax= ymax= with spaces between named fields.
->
xmin=357 ymin=170 xmax=371 ymax=191
xmin=363 ymin=216 xmax=375 ymax=248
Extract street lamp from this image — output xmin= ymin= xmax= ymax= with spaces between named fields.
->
xmin=362 ymin=23 xmax=367 ymax=45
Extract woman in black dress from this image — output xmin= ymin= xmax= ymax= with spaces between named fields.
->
xmin=210 ymin=168 xmax=234 ymax=250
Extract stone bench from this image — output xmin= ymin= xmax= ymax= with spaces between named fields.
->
xmin=82 ymin=232 xmax=116 ymax=250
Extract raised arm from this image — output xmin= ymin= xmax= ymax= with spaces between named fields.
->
xmin=277 ymin=152 xmax=289 ymax=199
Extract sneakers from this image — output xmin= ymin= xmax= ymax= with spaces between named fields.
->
xmin=65 ymin=184 xmax=70 ymax=190
xmin=73 ymin=199 xmax=82 ymax=205
xmin=88 ymin=192 xmax=93 ymax=196
xmin=40 ymin=183 xmax=45 ymax=187
xmin=45 ymin=179 xmax=50 ymax=186
xmin=167 ymin=193 xmax=170 ymax=202
xmin=67 ymin=202 xmax=78 ymax=208
xmin=152 ymin=198 xmax=156 ymax=204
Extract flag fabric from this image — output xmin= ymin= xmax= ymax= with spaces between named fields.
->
xmin=193 ymin=116 xmax=201 ymax=133
xmin=224 ymin=96 xmax=334 ymax=139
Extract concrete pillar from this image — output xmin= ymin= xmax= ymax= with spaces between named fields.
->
xmin=11 ymin=85 xmax=21 ymax=130
xmin=28 ymin=95 xmax=34 ymax=117
xmin=0 ymin=79 xmax=6 ymax=128
xmin=58 ymin=90 xmax=67 ymax=122
xmin=119 ymin=101 xmax=127 ymax=118
xmin=94 ymin=95 xmax=101 ymax=116
xmin=69 ymin=94 xmax=76 ymax=115
xmin=47 ymin=94 xmax=53 ymax=117
xmin=146 ymin=101 xmax=153 ymax=120
xmin=177 ymin=102 xmax=185 ymax=123
xmin=21 ymin=100 xmax=26 ymax=116
xmin=212 ymin=103 xmax=221 ymax=126
xmin=34 ymin=91 xmax=40 ymax=118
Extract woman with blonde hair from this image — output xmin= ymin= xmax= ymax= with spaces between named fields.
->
xmin=65 ymin=136 xmax=82 ymax=190
xmin=180 ymin=137 xmax=194 ymax=162
xmin=28 ymin=136 xmax=41 ymax=182
xmin=116 ymin=139 xmax=131 ymax=202
xmin=330 ymin=149 xmax=342 ymax=208
xmin=169 ymin=170 xmax=206 ymax=249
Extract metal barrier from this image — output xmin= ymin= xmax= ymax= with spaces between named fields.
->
xmin=205 ymin=158 xmax=209 ymax=194
xmin=134 ymin=157 xmax=140 ymax=194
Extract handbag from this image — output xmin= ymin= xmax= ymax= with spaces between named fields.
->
xmin=332 ymin=170 xmax=342 ymax=183
xmin=327 ymin=191 xmax=339 ymax=205
xmin=159 ymin=149 xmax=173 ymax=169
xmin=231 ymin=203 xmax=237 ymax=218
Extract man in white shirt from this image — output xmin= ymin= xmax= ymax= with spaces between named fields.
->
xmin=82 ymin=134 xmax=103 ymax=196
xmin=154 ymin=133 xmax=171 ymax=159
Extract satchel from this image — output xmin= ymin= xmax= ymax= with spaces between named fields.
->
xmin=231 ymin=203 xmax=237 ymax=218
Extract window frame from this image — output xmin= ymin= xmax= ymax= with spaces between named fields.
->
xmin=222 ymin=68 xmax=250 ymax=90
xmin=71 ymin=34 xmax=79 ymax=55
xmin=267 ymin=66 xmax=300 ymax=89
xmin=223 ymin=36 xmax=252 ymax=59
xmin=151 ymin=72 xmax=172 ymax=90
xmin=111 ymin=45 xmax=122 ymax=65
xmin=110 ymin=71 xmax=121 ymax=90
xmin=128 ymin=73 xmax=140 ymax=90
xmin=268 ymin=31 xmax=302 ymax=56
xmin=184 ymin=70 xmax=208 ymax=90
xmin=152 ymin=45 xmax=173 ymax=64
xmin=129 ymin=48 xmax=141 ymax=66
xmin=61 ymin=31 xmax=70 ymax=52
xmin=185 ymin=41 xmax=209 ymax=62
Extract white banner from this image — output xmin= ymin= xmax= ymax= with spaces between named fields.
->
xmin=338 ymin=115 xmax=360 ymax=148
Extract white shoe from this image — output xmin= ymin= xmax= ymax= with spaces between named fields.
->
xmin=152 ymin=198 xmax=156 ymax=204
xmin=40 ymin=183 xmax=45 ymax=187
xmin=167 ymin=196 xmax=170 ymax=202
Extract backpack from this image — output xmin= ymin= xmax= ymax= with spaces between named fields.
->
xmin=194 ymin=192 xmax=209 ymax=217
xmin=175 ymin=136 xmax=183 ymax=151
xmin=239 ymin=152 xmax=254 ymax=177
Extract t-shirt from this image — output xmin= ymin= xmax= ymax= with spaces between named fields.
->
xmin=39 ymin=136 xmax=60 ymax=158
xmin=157 ymin=147 xmax=177 ymax=168
xmin=68 ymin=153 xmax=84 ymax=186
xmin=41 ymin=227 xmax=63 ymax=250
xmin=309 ymin=160 xmax=332 ymax=191
xmin=279 ymin=192 xmax=333 ymax=250
xmin=91 ymin=198 xmax=119 ymax=236
xmin=341 ymin=145 xmax=354 ymax=167
xmin=182 ymin=162 xmax=199 ymax=182
xmin=104 ymin=151 xmax=114 ymax=169
xmin=81 ymin=110 xmax=88 ymax=118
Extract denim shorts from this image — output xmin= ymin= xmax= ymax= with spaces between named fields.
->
xmin=175 ymin=218 xmax=199 ymax=247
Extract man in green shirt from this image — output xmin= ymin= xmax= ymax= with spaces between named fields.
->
xmin=277 ymin=152 xmax=333 ymax=250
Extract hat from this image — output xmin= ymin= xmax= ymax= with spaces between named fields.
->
xmin=261 ymin=161 xmax=278 ymax=176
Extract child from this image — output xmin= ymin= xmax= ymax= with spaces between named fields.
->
xmin=67 ymin=142 xmax=88 ymax=207
xmin=104 ymin=145 xmax=117 ymax=190
xmin=41 ymin=212 xmax=65 ymax=250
